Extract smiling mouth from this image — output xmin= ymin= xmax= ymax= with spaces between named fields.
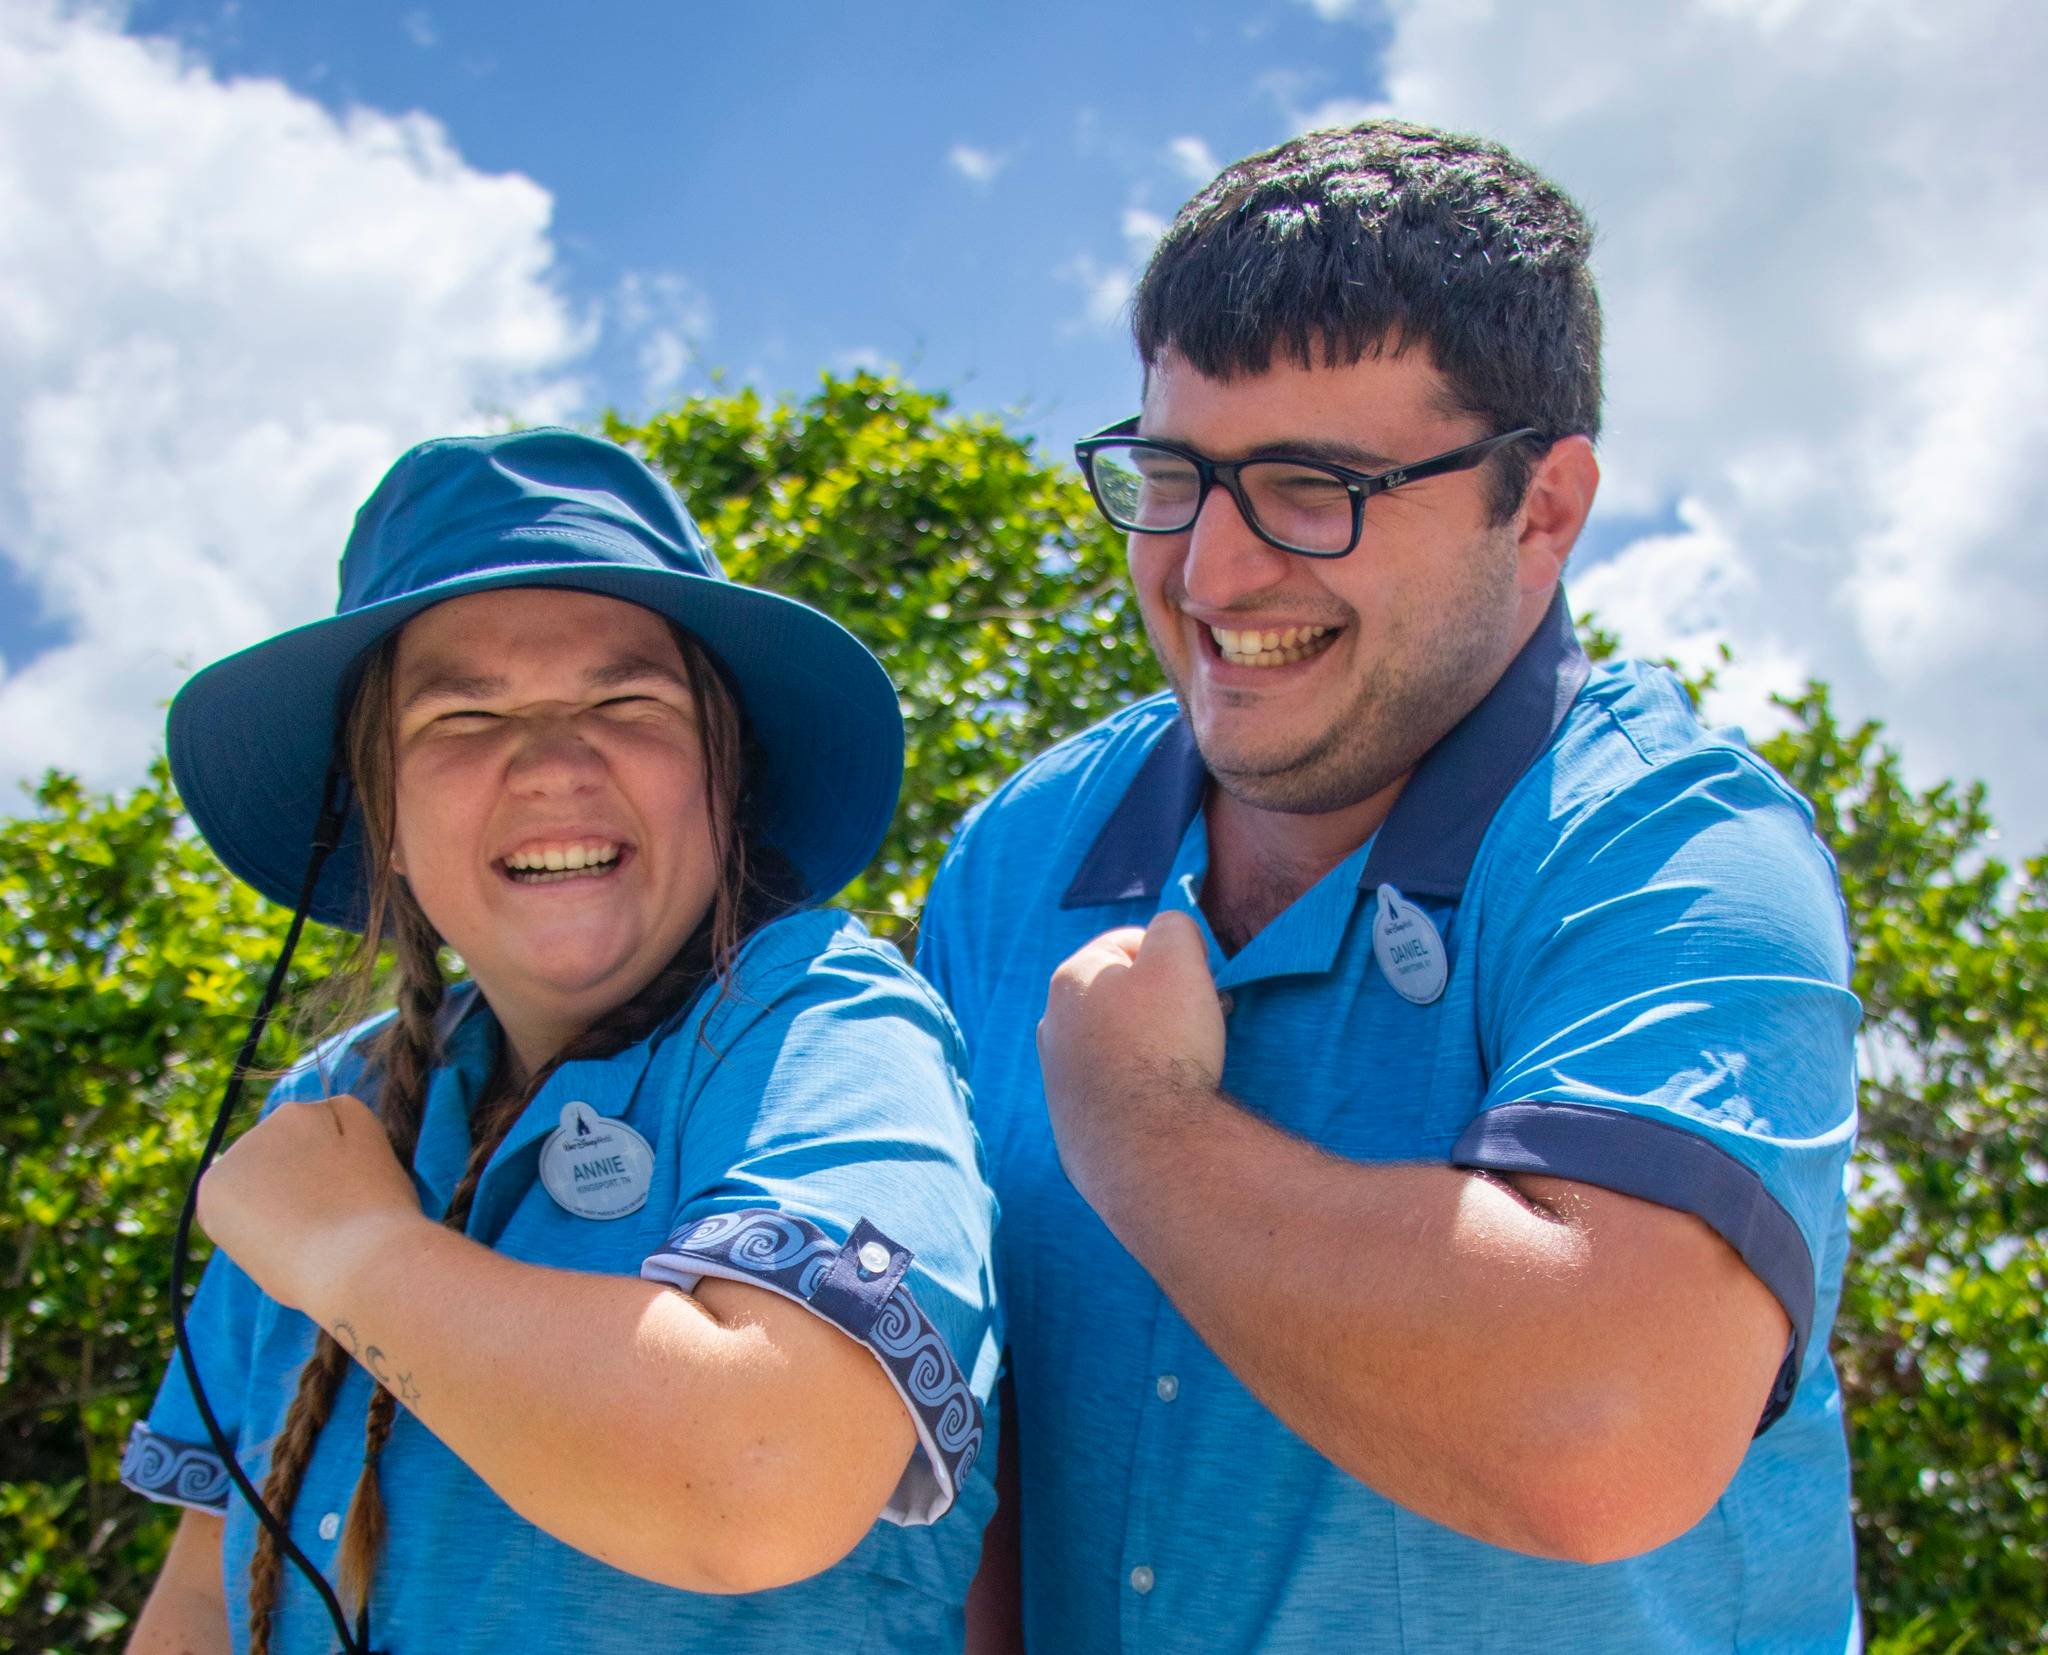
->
xmin=1206 ymin=622 xmax=1341 ymax=668
xmin=499 ymin=840 xmax=628 ymax=885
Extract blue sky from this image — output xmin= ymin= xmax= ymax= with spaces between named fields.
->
xmin=3 ymin=0 xmax=2045 ymax=847
xmin=126 ymin=0 xmax=1388 ymax=438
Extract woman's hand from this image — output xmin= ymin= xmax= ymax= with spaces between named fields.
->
xmin=197 ymin=1093 xmax=427 ymax=1322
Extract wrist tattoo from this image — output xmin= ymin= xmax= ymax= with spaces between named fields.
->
xmin=333 ymin=1317 xmax=421 ymax=1406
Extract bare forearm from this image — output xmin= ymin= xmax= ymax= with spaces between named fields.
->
xmin=308 ymin=1215 xmax=894 ymax=1590
xmin=1071 ymin=1078 xmax=1779 ymax=1558
xmin=127 ymin=1511 xmax=228 ymax=1655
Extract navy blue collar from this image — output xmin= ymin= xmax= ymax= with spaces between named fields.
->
xmin=1061 ymin=586 xmax=1590 ymax=909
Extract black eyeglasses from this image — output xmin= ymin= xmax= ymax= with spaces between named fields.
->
xmin=1073 ymin=417 xmax=1543 ymax=558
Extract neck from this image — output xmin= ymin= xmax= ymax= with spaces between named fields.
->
xmin=1195 ymin=589 xmax=1557 ymax=951
xmin=1200 ymin=772 xmax=1405 ymax=953
xmin=479 ymin=952 xmax=696 ymax=1090
xmin=483 ymin=995 xmax=595 ymax=1091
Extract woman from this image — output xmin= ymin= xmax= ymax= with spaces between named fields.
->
xmin=121 ymin=430 xmax=999 ymax=1654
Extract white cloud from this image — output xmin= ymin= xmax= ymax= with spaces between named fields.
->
xmin=1289 ymin=96 xmax=1376 ymax=133
xmin=400 ymin=10 xmax=436 ymax=48
xmin=0 ymin=0 xmax=586 ymax=798
xmin=1165 ymin=135 xmax=1221 ymax=185
xmin=1361 ymin=0 xmax=2048 ymax=849
xmin=613 ymin=269 xmax=712 ymax=403
xmin=1121 ymin=207 xmax=1168 ymax=248
xmin=1059 ymin=206 xmax=1175 ymax=334
xmin=947 ymin=143 xmax=1006 ymax=186
xmin=831 ymin=346 xmax=893 ymax=375
xmin=1057 ymin=253 xmax=1136 ymax=332
xmin=1295 ymin=0 xmax=1368 ymax=18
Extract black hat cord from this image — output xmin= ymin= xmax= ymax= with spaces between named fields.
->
xmin=168 ymin=762 xmax=384 ymax=1655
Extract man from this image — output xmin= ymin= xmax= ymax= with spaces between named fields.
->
xmin=919 ymin=120 xmax=1862 ymax=1652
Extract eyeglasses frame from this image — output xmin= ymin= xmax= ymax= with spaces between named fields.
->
xmin=1073 ymin=416 xmax=1545 ymax=559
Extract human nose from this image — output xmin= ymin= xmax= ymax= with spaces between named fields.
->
xmin=505 ymin=712 xmax=606 ymax=795
xmin=1179 ymin=476 xmax=1295 ymax=610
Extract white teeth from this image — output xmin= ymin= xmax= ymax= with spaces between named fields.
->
xmin=1207 ymin=622 xmax=1336 ymax=668
xmin=505 ymin=841 xmax=621 ymax=876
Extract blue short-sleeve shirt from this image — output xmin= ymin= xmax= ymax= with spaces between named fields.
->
xmin=917 ymin=590 xmax=1862 ymax=1655
xmin=124 ymin=907 xmax=1002 ymax=1655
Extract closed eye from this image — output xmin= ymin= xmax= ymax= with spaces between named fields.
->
xmin=594 ymin=694 xmax=675 ymax=717
xmin=595 ymin=692 xmax=698 ymax=724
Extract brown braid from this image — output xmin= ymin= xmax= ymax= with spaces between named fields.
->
xmin=327 ymin=896 xmax=444 ymax=1616
xmin=245 ymin=1331 xmax=355 ymax=1655
xmin=248 ymin=613 xmax=791 ymax=1645
xmin=333 ymin=1074 xmax=505 ymax=1610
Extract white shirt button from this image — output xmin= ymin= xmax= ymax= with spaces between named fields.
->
xmin=857 ymin=1240 xmax=892 ymax=1275
xmin=318 ymin=1512 xmax=340 ymax=1541
xmin=1155 ymin=1374 xmax=1179 ymax=1402
xmin=1129 ymin=1564 xmax=1155 ymax=1594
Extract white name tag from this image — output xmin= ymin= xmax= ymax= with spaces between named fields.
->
xmin=1373 ymin=883 xmax=1448 ymax=1005
xmin=538 ymin=1100 xmax=654 ymax=1220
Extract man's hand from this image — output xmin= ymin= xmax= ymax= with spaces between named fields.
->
xmin=1037 ymin=910 xmax=1227 ymax=1204
xmin=196 ymin=1093 xmax=426 ymax=1323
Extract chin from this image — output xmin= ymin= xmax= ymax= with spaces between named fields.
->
xmin=1197 ymin=716 xmax=1397 ymax=817
xmin=496 ymin=934 xmax=656 ymax=1003
xmin=1195 ymin=719 xmax=1319 ymax=785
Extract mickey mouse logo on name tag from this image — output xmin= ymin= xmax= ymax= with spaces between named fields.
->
xmin=1373 ymin=883 xmax=1448 ymax=1005
xmin=538 ymin=1100 xmax=655 ymax=1220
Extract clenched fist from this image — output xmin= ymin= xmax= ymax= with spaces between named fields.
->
xmin=1037 ymin=910 xmax=1228 ymax=1206
xmin=198 ymin=1093 xmax=427 ymax=1323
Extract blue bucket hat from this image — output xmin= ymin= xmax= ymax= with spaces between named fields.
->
xmin=166 ymin=428 xmax=904 ymax=931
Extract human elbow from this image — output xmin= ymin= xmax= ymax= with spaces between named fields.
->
xmin=643 ymin=1438 xmax=895 ymax=1595
xmin=680 ymin=1505 xmax=873 ymax=1596
xmin=1505 ymin=1405 xmax=1742 ymax=1564
xmin=1513 ymin=1475 xmax=1711 ymax=1565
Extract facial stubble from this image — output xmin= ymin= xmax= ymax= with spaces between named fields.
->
xmin=1153 ymin=530 xmax=1524 ymax=819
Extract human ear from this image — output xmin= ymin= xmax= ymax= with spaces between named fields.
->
xmin=1515 ymin=435 xmax=1600 ymax=592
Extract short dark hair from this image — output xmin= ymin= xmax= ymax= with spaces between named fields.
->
xmin=1132 ymin=119 xmax=1602 ymax=521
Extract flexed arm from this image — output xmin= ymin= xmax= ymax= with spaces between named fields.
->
xmin=195 ymin=1095 xmax=915 ymax=1594
xmin=1036 ymin=912 xmax=1791 ymax=1564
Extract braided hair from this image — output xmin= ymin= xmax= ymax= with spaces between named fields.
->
xmin=246 ymin=618 xmax=784 ymax=1652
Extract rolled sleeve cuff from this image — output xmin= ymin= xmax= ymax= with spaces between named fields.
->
xmin=119 ymin=1421 xmax=232 ymax=1515
xmin=1452 ymin=1101 xmax=1813 ymax=1433
xmin=640 ymin=1209 xmax=985 ymax=1526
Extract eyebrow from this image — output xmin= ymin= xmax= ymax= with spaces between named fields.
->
xmin=1139 ymin=426 xmax=1400 ymax=472
xmin=398 ymin=653 xmax=691 ymax=711
xmin=1242 ymin=436 xmax=1401 ymax=471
